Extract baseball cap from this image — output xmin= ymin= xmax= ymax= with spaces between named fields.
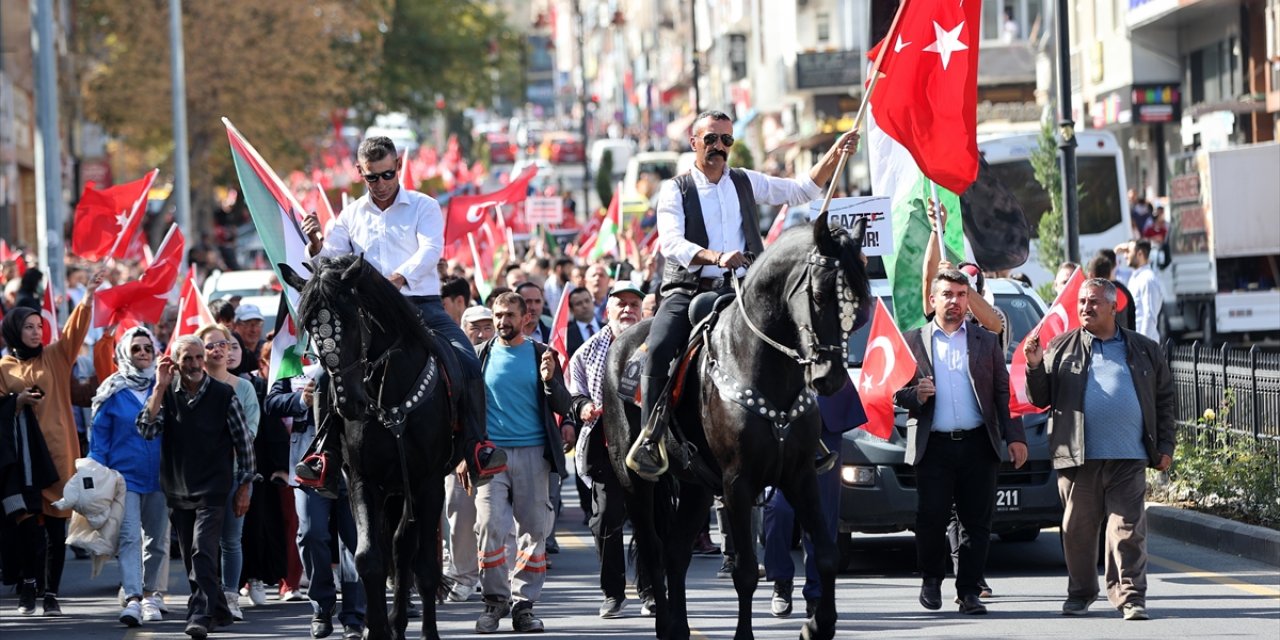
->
xmin=235 ymin=303 xmax=264 ymax=322
xmin=460 ymin=306 xmax=494 ymax=325
xmin=608 ymin=281 xmax=644 ymax=299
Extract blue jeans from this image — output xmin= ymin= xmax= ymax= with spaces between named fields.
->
xmin=118 ymin=490 xmax=170 ymax=599
xmin=220 ymin=485 xmax=250 ymax=591
xmin=296 ymin=486 xmax=365 ymax=625
xmin=762 ymin=430 xmax=842 ymax=602
xmin=416 ymin=298 xmax=480 ymax=377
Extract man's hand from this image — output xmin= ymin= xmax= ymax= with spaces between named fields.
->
xmin=233 ymin=483 xmax=251 ymax=517
xmin=540 ymin=349 xmax=558 ymax=382
xmin=1155 ymin=454 xmax=1173 ymax=472
xmin=926 ymin=197 xmax=948 ymax=233
xmin=1008 ymin=442 xmax=1029 ymax=469
xmin=155 ymin=355 xmax=176 ymax=389
xmin=579 ymin=402 xmax=603 ymax=424
xmin=388 ymin=273 xmax=408 ymax=290
xmin=454 ymin=459 xmax=472 ymax=496
xmin=718 ymin=250 xmax=748 ymax=270
xmin=300 ymin=379 xmax=316 ymax=407
xmin=835 ymin=130 xmax=861 ymax=157
xmin=1024 ymin=330 xmax=1044 ymax=368
xmin=561 ymin=423 xmax=575 ymax=450
xmin=16 ymin=388 xmax=43 ymax=409
xmin=915 ymin=376 xmax=936 ymax=404
xmin=302 ymin=211 xmax=324 ymax=247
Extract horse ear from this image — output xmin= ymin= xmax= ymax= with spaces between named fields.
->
xmin=341 ymin=254 xmax=365 ymax=283
xmin=279 ymin=263 xmax=308 ymax=292
xmin=813 ymin=208 xmax=838 ymax=255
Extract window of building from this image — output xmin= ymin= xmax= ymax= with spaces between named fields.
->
xmin=817 ymin=11 xmax=831 ymax=43
xmin=983 ymin=0 xmax=1047 ymax=42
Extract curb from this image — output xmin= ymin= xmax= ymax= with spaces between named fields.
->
xmin=1146 ymin=502 xmax=1280 ymax=567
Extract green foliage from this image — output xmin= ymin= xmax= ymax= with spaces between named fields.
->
xmin=596 ymin=150 xmax=614 ymax=208
xmin=1031 ymin=117 xmax=1065 ymax=272
xmin=1150 ymin=389 xmax=1280 ymax=529
xmin=729 ymin=143 xmax=755 ymax=171
xmin=1036 ymin=282 xmax=1057 ymax=305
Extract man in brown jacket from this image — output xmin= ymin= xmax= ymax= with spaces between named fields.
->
xmin=1025 ymin=278 xmax=1175 ymax=621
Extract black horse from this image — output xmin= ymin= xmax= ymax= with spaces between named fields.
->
xmin=602 ymin=211 xmax=869 ymax=640
xmin=281 ymin=256 xmax=455 ymax=640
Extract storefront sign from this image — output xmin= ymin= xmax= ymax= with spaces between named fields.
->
xmin=1131 ymin=84 xmax=1181 ymax=123
xmin=795 ymin=50 xmax=862 ymax=90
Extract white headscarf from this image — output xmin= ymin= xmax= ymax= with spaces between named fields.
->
xmin=91 ymin=326 xmax=158 ymax=417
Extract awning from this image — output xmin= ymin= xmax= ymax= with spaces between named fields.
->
xmin=733 ymin=109 xmax=759 ymax=139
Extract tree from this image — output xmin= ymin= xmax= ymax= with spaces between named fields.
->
xmin=729 ymin=142 xmax=755 ymax=171
xmin=78 ymin=0 xmax=380 ymax=234
xmin=1030 ymin=116 xmax=1064 ymax=274
xmin=596 ymin=150 xmax=614 ymax=209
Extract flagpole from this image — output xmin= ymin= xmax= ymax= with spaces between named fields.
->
xmin=928 ymin=181 xmax=947 ymax=259
xmin=105 ymin=169 xmax=158 ymax=260
xmin=816 ymin=0 xmax=912 ymax=218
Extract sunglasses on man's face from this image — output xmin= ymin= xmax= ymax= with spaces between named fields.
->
xmin=204 ymin=340 xmax=229 ymax=351
xmin=130 ymin=344 xmax=155 ymax=355
xmin=701 ymin=133 xmax=734 ymax=148
xmin=362 ymin=169 xmax=398 ymax=183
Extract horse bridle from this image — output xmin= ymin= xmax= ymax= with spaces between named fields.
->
xmin=310 ymin=305 xmax=400 ymax=413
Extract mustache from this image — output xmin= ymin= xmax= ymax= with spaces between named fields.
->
xmin=709 ymin=150 xmax=728 ymax=160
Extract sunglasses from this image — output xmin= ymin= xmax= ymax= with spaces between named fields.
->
xmin=362 ymin=169 xmax=398 ymax=183
xmin=203 ymin=340 xmax=229 ymax=350
xmin=701 ymin=133 xmax=734 ymax=148
xmin=130 ymin=344 xmax=155 ymax=355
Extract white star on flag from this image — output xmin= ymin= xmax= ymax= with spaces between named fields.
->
xmin=861 ymin=373 xmax=875 ymax=394
xmin=922 ymin=20 xmax=969 ymax=70
xmin=114 ymin=210 xmax=130 ymax=230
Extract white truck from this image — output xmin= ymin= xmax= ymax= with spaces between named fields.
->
xmin=1158 ymin=141 xmax=1280 ymax=344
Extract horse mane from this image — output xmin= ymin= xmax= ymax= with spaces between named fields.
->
xmin=298 ymin=255 xmax=433 ymax=347
xmin=747 ymin=219 xmax=871 ymax=309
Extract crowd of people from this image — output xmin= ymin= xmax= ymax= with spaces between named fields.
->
xmin=0 ymin=110 xmax=1177 ymax=637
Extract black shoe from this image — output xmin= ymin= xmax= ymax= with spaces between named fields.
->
xmin=185 ymin=621 xmax=210 ymax=639
xmin=919 ymin=578 xmax=943 ymax=610
xmin=16 ymin=582 xmax=36 ymax=616
xmin=407 ymin=599 xmax=421 ymax=618
xmin=42 ymin=594 xmax=62 ymax=616
xmin=296 ymin=455 xmax=340 ymax=500
xmin=716 ymin=557 xmax=735 ymax=579
xmin=342 ymin=624 xmax=364 ymax=639
xmin=770 ymin=580 xmax=793 ymax=618
xmin=805 ymin=598 xmax=818 ymax=619
xmin=545 ymin=537 xmax=560 ymax=554
xmin=311 ymin=614 xmax=335 ymax=638
xmin=958 ymin=593 xmax=988 ymax=615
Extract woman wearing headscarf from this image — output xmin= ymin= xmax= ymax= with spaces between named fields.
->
xmin=89 ymin=326 xmax=170 ymax=627
xmin=0 ymin=268 xmax=103 ymax=616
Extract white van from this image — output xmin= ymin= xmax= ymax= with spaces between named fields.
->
xmin=589 ymin=139 xmax=636 ymax=180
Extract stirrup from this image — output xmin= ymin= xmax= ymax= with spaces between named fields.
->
xmin=470 ymin=442 xmax=507 ymax=488
xmin=815 ymin=440 xmax=838 ymax=475
xmin=626 ymin=436 xmax=669 ymax=482
xmin=295 ymin=453 xmax=339 ymax=499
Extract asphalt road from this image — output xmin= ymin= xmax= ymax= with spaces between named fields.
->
xmin=1 ymin=504 xmax=1277 ymax=639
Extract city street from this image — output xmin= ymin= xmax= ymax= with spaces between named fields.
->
xmin=1 ymin=505 xmax=1277 ymax=639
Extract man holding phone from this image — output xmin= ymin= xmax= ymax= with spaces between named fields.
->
xmin=893 ymin=270 xmax=1027 ymax=616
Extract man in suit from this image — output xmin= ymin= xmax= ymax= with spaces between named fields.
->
xmin=564 ymin=288 xmax=601 ymax=359
xmin=894 ymin=269 xmax=1028 ymax=615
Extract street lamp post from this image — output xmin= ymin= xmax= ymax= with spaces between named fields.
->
xmin=575 ymin=0 xmax=591 ymax=219
xmin=169 ymin=0 xmax=192 ymax=243
xmin=31 ymin=0 xmax=65 ymax=301
xmin=1055 ymin=0 xmax=1080 ymax=264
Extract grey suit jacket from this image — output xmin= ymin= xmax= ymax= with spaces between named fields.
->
xmin=892 ymin=319 xmax=1025 ymax=466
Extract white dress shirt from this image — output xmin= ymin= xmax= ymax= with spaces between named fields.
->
xmin=930 ymin=321 xmax=984 ymax=432
xmin=1127 ymin=263 xmax=1165 ymax=342
xmin=655 ymin=167 xmax=823 ymax=278
xmin=308 ymin=188 xmax=444 ymax=297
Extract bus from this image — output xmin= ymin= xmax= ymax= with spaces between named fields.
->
xmin=977 ymin=129 xmax=1130 ymax=288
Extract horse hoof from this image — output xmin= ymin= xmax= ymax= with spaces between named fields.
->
xmin=799 ymin=618 xmax=833 ymax=640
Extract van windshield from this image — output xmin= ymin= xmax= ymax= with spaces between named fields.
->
xmin=985 ymin=156 xmax=1123 ymax=236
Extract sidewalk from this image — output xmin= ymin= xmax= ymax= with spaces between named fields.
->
xmin=1147 ymin=502 xmax=1280 ymax=567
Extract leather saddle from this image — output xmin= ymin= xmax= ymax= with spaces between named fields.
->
xmin=617 ymin=291 xmax=736 ymax=408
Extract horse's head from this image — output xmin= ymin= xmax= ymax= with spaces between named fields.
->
xmin=281 ymin=256 xmax=377 ymax=420
xmin=793 ymin=209 xmax=870 ymax=395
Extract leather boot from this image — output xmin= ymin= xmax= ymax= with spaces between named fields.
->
xmin=627 ymin=374 xmax=670 ymax=481
xmin=460 ymin=378 xmax=506 ymax=487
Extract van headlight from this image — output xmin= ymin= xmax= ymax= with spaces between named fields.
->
xmin=840 ymin=465 xmax=876 ymax=486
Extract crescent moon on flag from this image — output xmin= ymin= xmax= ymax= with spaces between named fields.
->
xmin=868 ymin=336 xmax=896 ymax=387
xmin=1046 ymin=303 xmax=1070 ymax=333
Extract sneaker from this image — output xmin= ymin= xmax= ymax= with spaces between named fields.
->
xmin=1122 ymin=602 xmax=1149 ymax=621
xmin=141 ymin=597 xmax=163 ymax=622
xmin=511 ymin=602 xmax=544 ymax=633
xmin=770 ymin=580 xmax=793 ymax=618
xmin=640 ymin=595 xmax=656 ymax=617
xmin=599 ymin=596 xmax=627 ymax=618
xmin=1062 ymin=597 xmax=1092 ymax=616
xmin=246 ymin=580 xmax=268 ymax=607
xmin=446 ymin=580 xmax=478 ymax=603
xmin=280 ymin=588 xmax=305 ymax=602
xmin=342 ymin=623 xmax=364 ymax=639
xmin=184 ymin=620 xmax=210 ymax=639
xmin=17 ymin=582 xmax=36 ymax=616
xmin=42 ymin=594 xmax=62 ymax=616
xmin=716 ymin=557 xmax=735 ymax=579
xmin=119 ymin=599 xmax=143 ymax=627
xmin=146 ymin=592 xmax=169 ymax=614
xmin=475 ymin=598 xmax=512 ymax=634
xmin=224 ymin=591 xmax=244 ymax=621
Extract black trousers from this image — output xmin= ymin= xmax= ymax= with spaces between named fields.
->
xmin=7 ymin=515 xmax=66 ymax=594
xmin=642 ymin=290 xmax=694 ymax=382
xmin=171 ymin=504 xmax=231 ymax=626
xmin=914 ymin=432 xmax=999 ymax=596
xmin=590 ymin=475 xmax=650 ymax=601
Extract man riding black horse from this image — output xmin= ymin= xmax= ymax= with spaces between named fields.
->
xmin=296 ymin=135 xmax=505 ymax=495
xmin=628 ymin=110 xmax=861 ymax=479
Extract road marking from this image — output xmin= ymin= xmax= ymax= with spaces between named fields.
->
xmin=1150 ymin=554 xmax=1280 ymax=598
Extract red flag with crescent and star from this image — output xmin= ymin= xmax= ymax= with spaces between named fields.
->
xmin=867 ymin=0 xmax=982 ymax=194
xmin=444 ymin=165 xmax=538 ymax=246
xmin=1009 ymin=267 xmax=1085 ymax=417
xmin=40 ymin=285 xmax=60 ymax=345
xmin=857 ymin=298 xmax=917 ymax=440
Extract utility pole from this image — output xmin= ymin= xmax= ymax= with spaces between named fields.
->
xmin=575 ymin=0 xmax=591 ymax=219
xmin=1055 ymin=0 xmax=1080 ymax=264
xmin=691 ymin=0 xmax=701 ymax=113
xmin=31 ymin=0 xmax=65 ymax=300
xmin=169 ymin=0 xmax=192 ymax=243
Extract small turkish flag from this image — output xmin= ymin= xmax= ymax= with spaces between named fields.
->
xmin=71 ymin=169 xmax=158 ymax=261
xmin=445 ymin=165 xmax=538 ymax=246
xmin=1009 ymin=268 xmax=1085 ymax=417
xmin=169 ymin=268 xmax=215 ymax=354
xmin=547 ymin=284 xmax=574 ymax=370
xmin=93 ymin=223 xmax=185 ymax=329
xmin=857 ymin=298 xmax=917 ymax=440
xmin=41 ymin=285 xmax=60 ymax=345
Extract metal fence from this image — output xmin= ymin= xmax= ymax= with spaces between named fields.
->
xmin=1165 ymin=341 xmax=1280 ymax=448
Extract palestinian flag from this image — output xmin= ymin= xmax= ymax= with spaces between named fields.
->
xmin=585 ymin=187 xmax=622 ymax=262
xmin=270 ymin=293 xmax=305 ymax=380
xmin=224 ymin=117 xmax=310 ymax=381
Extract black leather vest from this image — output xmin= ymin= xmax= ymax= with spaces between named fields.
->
xmin=660 ymin=168 xmax=765 ymax=295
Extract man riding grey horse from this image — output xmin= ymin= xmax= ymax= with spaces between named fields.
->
xmin=628 ymin=110 xmax=861 ymax=480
